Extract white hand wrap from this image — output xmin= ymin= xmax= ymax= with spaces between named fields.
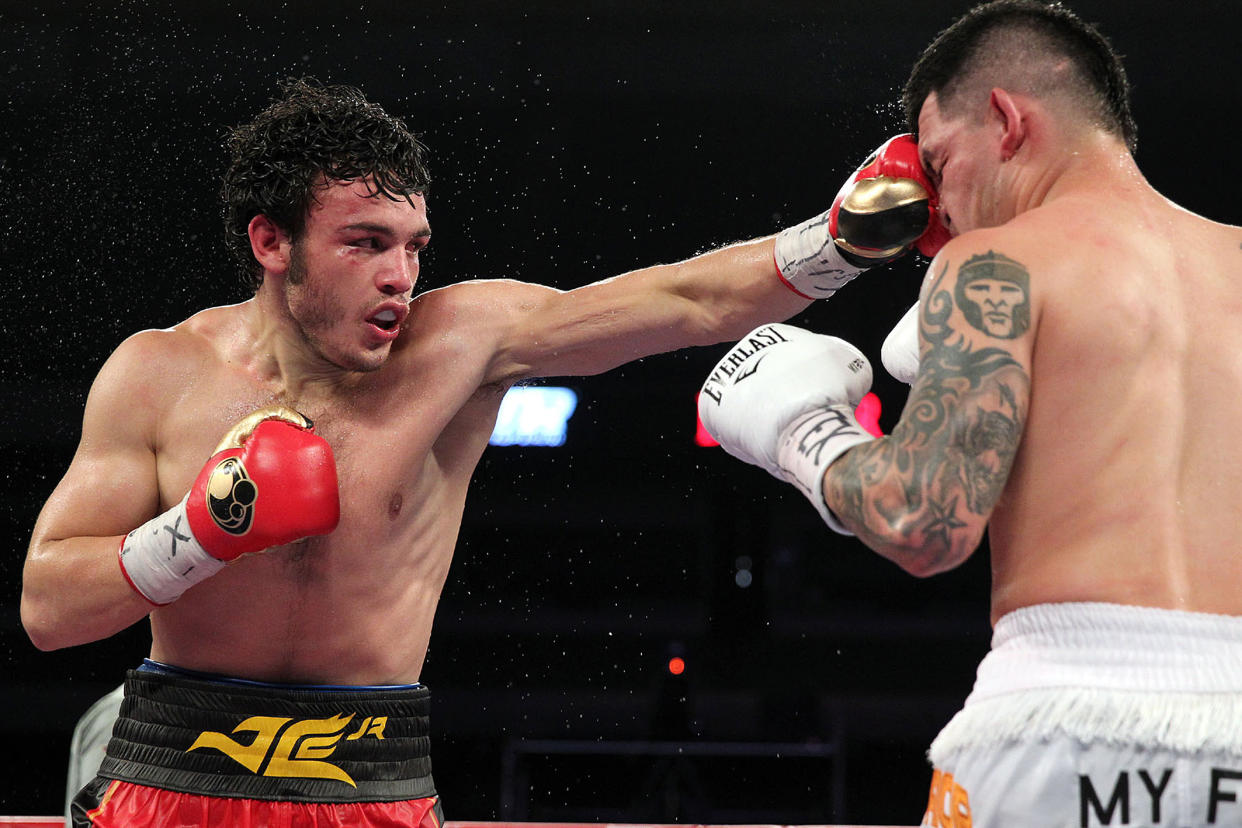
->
xmin=776 ymin=405 xmax=876 ymax=534
xmin=699 ymin=323 xmax=876 ymax=533
xmin=881 ymin=301 xmax=920 ymax=385
xmin=118 ymin=495 xmax=225 ymax=606
xmin=773 ymin=212 xmax=863 ymax=300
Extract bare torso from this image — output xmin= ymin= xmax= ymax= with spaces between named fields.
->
xmin=149 ymin=287 xmax=507 ymax=684
xmin=21 ymin=201 xmax=802 ymax=681
xmin=987 ymin=194 xmax=1242 ymax=621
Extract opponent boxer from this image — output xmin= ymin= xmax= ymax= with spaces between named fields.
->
xmin=699 ymin=2 xmax=1242 ymax=825
xmin=20 ymin=77 xmax=941 ymax=825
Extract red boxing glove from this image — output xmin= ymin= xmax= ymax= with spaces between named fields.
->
xmin=119 ymin=407 xmax=340 ymax=605
xmin=829 ymin=133 xmax=950 ymax=264
xmin=186 ymin=409 xmax=340 ymax=560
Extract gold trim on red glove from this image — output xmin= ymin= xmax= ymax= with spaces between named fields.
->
xmin=212 ymin=405 xmax=313 ymax=454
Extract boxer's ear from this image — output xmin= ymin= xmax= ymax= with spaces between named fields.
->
xmin=989 ymin=88 xmax=1027 ymax=162
xmin=249 ymin=215 xmax=292 ymax=279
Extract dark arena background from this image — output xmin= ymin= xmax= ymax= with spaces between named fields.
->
xmin=1 ymin=0 xmax=1239 ymax=823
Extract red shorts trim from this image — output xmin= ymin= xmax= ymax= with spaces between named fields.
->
xmin=80 ymin=780 xmax=441 ymax=828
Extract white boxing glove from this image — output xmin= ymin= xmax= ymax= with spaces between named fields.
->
xmin=699 ymin=323 xmax=877 ymax=534
xmin=881 ymin=301 xmax=920 ymax=385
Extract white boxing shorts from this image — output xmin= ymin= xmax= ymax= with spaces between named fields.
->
xmin=921 ymin=602 xmax=1242 ymax=828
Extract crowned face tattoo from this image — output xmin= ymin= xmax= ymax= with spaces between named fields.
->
xmin=955 ymin=251 xmax=1030 ymax=339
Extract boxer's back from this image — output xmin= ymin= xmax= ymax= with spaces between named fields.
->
xmin=987 ymin=193 xmax=1242 ymax=620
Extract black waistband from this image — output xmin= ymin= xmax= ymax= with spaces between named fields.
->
xmin=99 ymin=668 xmax=436 ymax=803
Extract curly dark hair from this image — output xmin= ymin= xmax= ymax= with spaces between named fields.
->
xmin=903 ymin=1 xmax=1136 ymax=153
xmin=221 ymin=78 xmax=431 ymax=291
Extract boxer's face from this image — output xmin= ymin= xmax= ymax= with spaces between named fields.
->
xmin=283 ymin=178 xmax=430 ymax=373
xmin=964 ymin=276 xmax=1027 ymax=337
xmin=917 ymin=91 xmax=1002 ymax=236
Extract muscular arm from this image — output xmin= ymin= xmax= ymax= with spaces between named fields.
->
xmin=465 ymin=131 xmax=948 ymax=384
xmin=483 ymin=236 xmax=812 ymax=383
xmin=824 ymin=245 xmax=1035 ymax=576
xmin=21 ymin=333 xmax=166 ymax=650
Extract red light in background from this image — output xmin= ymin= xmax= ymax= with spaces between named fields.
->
xmin=855 ymin=392 xmax=884 ymax=437
xmin=667 ymin=656 xmax=686 ymax=676
xmin=694 ymin=393 xmax=719 ymax=447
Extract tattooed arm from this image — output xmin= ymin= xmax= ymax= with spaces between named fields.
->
xmin=824 ymin=246 xmax=1035 ymax=576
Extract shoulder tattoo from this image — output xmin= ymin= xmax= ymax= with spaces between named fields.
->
xmin=952 ymin=250 xmax=1030 ymax=339
xmin=825 ymin=253 xmax=1030 ymax=564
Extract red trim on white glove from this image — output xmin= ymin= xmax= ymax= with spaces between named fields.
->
xmin=773 ymin=249 xmax=816 ymax=300
xmin=773 ymin=213 xmax=863 ymax=300
xmin=118 ymin=495 xmax=226 ymax=606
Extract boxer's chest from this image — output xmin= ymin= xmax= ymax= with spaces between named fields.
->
xmin=158 ymin=346 xmax=498 ymax=534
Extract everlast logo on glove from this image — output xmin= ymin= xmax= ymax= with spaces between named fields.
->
xmin=697 ymin=322 xmax=875 ymax=535
xmin=699 ymin=325 xmax=792 ymax=404
xmin=204 ymin=457 xmax=257 ymax=535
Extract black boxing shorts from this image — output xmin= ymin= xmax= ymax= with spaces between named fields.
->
xmin=70 ymin=662 xmax=442 ymax=828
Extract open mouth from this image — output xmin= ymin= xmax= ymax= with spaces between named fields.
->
xmin=368 ymin=309 xmax=400 ymax=332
